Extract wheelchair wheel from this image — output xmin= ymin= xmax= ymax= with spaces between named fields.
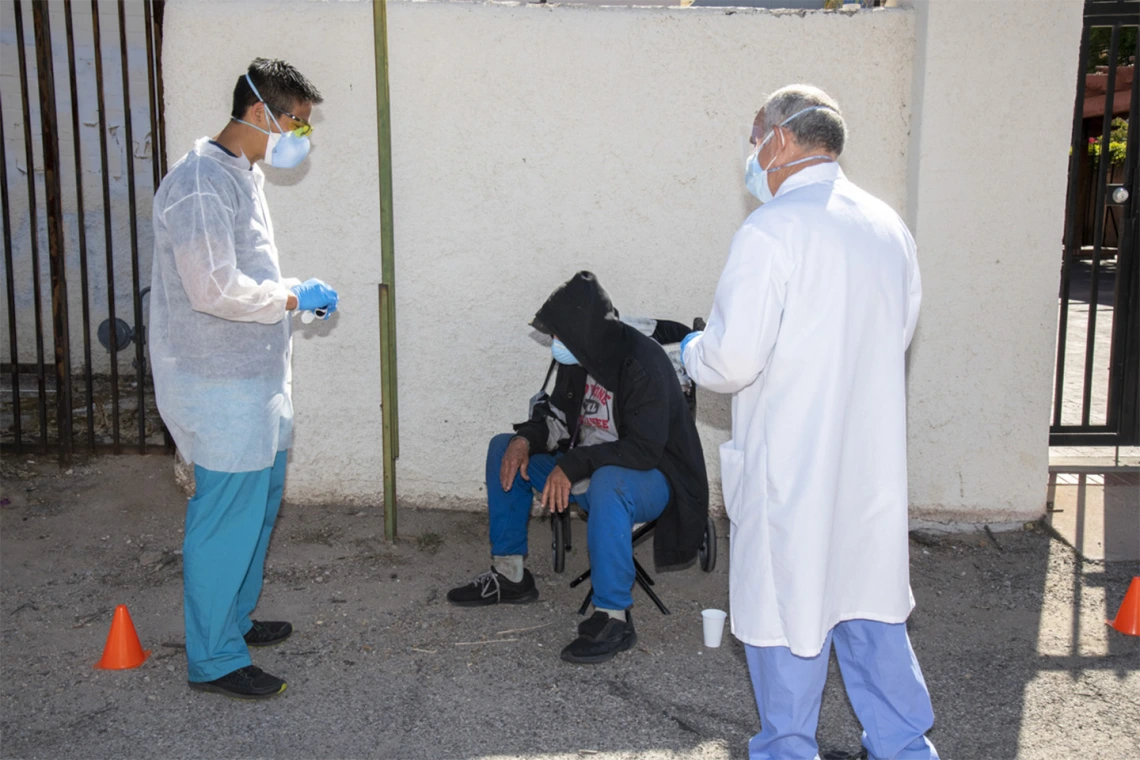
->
xmin=699 ymin=514 xmax=717 ymax=572
xmin=552 ymin=512 xmax=566 ymax=574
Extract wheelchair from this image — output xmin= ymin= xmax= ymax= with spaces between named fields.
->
xmin=549 ymin=317 xmax=717 ymax=616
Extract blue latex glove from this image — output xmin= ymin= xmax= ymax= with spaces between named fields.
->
xmin=291 ymin=278 xmax=339 ymax=316
xmin=680 ymin=330 xmax=702 ymax=358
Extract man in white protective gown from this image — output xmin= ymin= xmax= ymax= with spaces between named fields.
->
xmin=150 ymin=58 xmax=338 ymax=701
xmin=681 ymin=85 xmax=938 ymax=760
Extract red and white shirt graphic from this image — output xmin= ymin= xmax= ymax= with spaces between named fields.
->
xmin=577 ymin=376 xmax=618 ymax=448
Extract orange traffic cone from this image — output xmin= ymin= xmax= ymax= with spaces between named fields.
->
xmin=1108 ymin=577 xmax=1140 ymax=637
xmin=94 ymin=605 xmax=151 ymax=669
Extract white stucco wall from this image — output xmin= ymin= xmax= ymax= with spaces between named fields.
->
xmin=156 ymin=0 xmax=1084 ymax=525
xmin=161 ymin=0 xmax=916 ymax=510
xmin=0 ymin=1 xmax=158 ymax=373
xmin=904 ymin=0 xmax=1083 ymax=524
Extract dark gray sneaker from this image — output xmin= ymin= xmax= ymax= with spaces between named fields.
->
xmin=578 ymin=609 xmax=633 ymax=637
xmin=562 ymin=611 xmax=637 ymax=664
xmin=243 ymin=620 xmax=292 ymax=647
xmin=447 ymin=568 xmax=539 ymax=606
xmin=188 ymin=665 xmax=287 ymax=700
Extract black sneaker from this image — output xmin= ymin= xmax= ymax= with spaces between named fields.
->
xmin=188 ymin=665 xmax=287 ymax=700
xmin=446 ymin=568 xmax=539 ymax=606
xmin=578 ymin=609 xmax=633 ymax=637
xmin=561 ymin=611 xmax=637 ymax=664
xmin=243 ymin=620 xmax=293 ymax=647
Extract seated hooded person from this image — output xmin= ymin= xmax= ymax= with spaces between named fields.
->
xmin=447 ymin=271 xmax=709 ymax=664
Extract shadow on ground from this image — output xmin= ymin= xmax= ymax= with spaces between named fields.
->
xmin=0 ymin=456 xmax=1137 ymax=759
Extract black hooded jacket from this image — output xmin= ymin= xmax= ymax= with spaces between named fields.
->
xmin=513 ymin=272 xmax=709 ymax=568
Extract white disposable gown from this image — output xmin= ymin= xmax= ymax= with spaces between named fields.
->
xmin=683 ymin=163 xmax=922 ymax=657
xmin=150 ymin=138 xmax=301 ymax=473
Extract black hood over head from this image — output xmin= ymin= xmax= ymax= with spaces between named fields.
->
xmin=533 ymin=271 xmax=629 ymax=390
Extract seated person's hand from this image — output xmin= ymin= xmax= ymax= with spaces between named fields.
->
xmin=500 ymin=436 xmax=531 ymax=491
xmin=541 ymin=465 xmax=572 ymax=513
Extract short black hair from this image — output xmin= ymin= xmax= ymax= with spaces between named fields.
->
xmin=231 ymin=58 xmax=323 ymax=120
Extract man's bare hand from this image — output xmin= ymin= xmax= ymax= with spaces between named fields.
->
xmin=541 ymin=465 xmax=572 ymax=513
xmin=500 ymin=437 xmax=531 ymax=491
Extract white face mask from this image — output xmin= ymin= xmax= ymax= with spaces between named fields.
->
xmin=744 ymin=105 xmax=837 ymax=203
xmin=232 ymin=74 xmax=312 ymax=169
xmin=261 ymin=125 xmax=311 ymax=169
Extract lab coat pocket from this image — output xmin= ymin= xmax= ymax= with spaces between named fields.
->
xmin=719 ymin=442 xmax=745 ymax=525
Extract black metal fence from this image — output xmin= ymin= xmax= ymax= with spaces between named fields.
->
xmin=1 ymin=0 xmax=168 ymax=463
xmin=1053 ymin=0 xmax=1140 ymax=446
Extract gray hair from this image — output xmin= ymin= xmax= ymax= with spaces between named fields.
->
xmin=760 ymin=85 xmax=847 ymax=156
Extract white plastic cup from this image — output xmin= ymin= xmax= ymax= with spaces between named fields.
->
xmin=702 ymin=608 xmax=727 ymax=648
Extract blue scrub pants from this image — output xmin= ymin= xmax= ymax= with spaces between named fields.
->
xmin=745 ymin=620 xmax=939 ymax=760
xmin=183 ymin=450 xmax=287 ymax=682
xmin=486 ymin=433 xmax=669 ymax=611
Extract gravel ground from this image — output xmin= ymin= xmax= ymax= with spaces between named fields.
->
xmin=1 ymin=455 xmax=1137 ymax=760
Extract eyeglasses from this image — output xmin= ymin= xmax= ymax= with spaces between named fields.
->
xmin=267 ymin=104 xmax=313 ymax=138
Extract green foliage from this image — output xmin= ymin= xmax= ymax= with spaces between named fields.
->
xmin=1087 ymin=27 xmax=1138 ymax=73
xmin=1087 ymin=118 xmax=1129 ymax=165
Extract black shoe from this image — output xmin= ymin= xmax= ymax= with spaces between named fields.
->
xmin=447 ymin=568 xmax=539 ymax=606
xmin=243 ymin=620 xmax=293 ymax=647
xmin=578 ymin=609 xmax=633 ymax=637
xmin=188 ymin=665 xmax=287 ymax=700
xmin=561 ymin=611 xmax=637 ymax=664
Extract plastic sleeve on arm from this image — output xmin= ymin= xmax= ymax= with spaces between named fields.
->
xmin=683 ymin=223 xmax=789 ymax=394
xmin=164 ymin=188 xmax=290 ymax=324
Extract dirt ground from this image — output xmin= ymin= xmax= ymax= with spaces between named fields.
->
xmin=1 ymin=454 xmax=1137 ymax=760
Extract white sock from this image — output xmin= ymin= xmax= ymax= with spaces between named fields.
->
xmin=598 ymin=607 xmax=627 ymax=621
xmin=492 ymin=555 xmax=524 ymax=583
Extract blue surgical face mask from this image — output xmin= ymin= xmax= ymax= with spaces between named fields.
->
xmin=551 ymin=338 xmax=580 ymax=366
xmin=745 ymin=105 xmax=837 ymax=203
xmin=232 ymin=74 xmax=311 ymax=169
xmin=744 ymin=149 xmax=774 ymax=203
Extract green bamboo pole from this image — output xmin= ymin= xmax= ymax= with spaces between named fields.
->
xmin=379 ymin=284 xmax=396 ymax=540
xmin=373 ymin=0 xmax=399 ymax=538
xmin=373 ymin=0 xmax=399 ymax=458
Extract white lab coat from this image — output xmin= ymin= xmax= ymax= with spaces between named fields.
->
xmin=150 ymin=138 xmax=301 ymax=473
xmin=683 ymin=163 xmax=921 ymax=657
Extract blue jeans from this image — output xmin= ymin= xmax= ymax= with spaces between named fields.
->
xmin=745 ymin=620 xmax=939 ymax=760
xmin=183 ymin=450 xmax=287 ymax=682
xmin=486 ymin=433 xmax=670 ymax=611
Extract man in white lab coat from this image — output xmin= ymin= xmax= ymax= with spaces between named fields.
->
xmin=151 ymin=58 xmax=338 ymax=700
xmin=681 ymin=85 xmax=938 ymax=760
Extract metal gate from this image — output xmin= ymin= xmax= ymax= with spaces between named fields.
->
xmin=1 ymin=0 xmax=168 ymax=463
xmin=1053 ymin=0 xmax=1140 ymax=447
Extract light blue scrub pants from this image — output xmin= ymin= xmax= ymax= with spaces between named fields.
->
xmin=183 ymin=450 xmax=287 ymax=682
xmin=486 ymin=433 xmax=670 ymax=611
xmin=745 ymin=620 xmax=939 ymax=760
